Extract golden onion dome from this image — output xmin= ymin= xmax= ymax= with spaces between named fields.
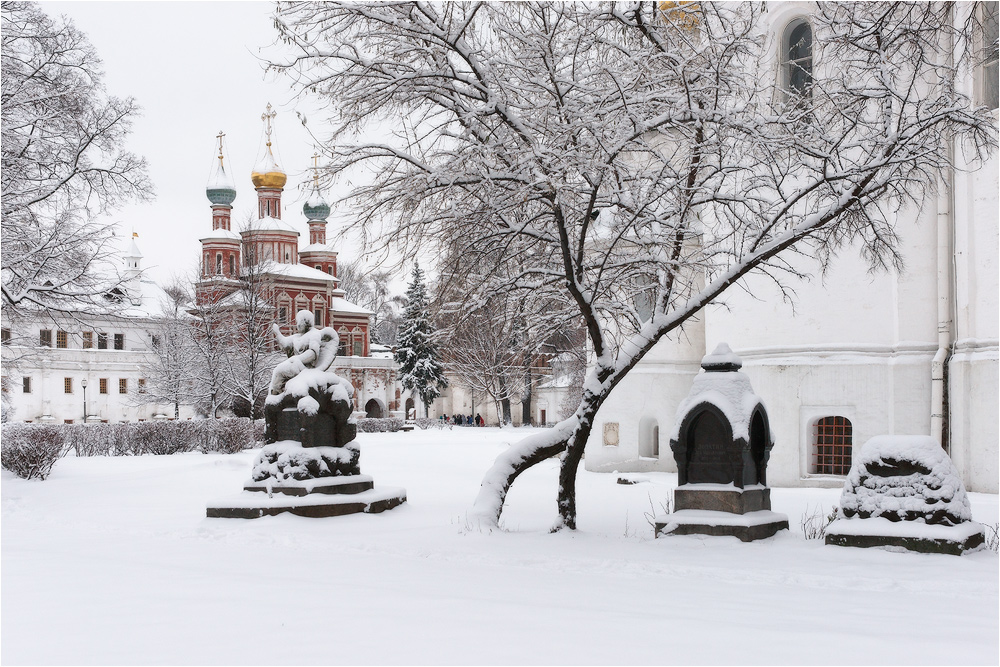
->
xmin=251 ymin=142 xmax=287 ymax=189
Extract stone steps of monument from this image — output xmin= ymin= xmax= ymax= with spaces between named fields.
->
xmin=206 ymin=486 xmax=407 ymax=519
xmin=243 ymin=474 xmax=374 ymax=497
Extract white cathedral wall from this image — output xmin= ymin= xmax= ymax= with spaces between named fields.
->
xmin=583 ymin=154 xmax=998 ymax=492
xmin=947 ymin=142 xmax=999 ymax=493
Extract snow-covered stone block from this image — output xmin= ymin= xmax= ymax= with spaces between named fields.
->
xmin=825 ymin=435 xmax=985 ymax=555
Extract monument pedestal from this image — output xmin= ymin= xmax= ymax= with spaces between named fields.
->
xmin=206 ymin=440 xmax=407 ymax=520
xmin=655 ymin=484 xmax=789 ymax=542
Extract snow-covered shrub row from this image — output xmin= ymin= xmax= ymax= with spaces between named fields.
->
xmin=1 ymin=419 xmax=257 ymax=463
xmin=252 ymin=419 xmax=266 ymax=444
xmin=0 ymin=424 xmax=68 ymax=479
xmin=414 ymin=418 xmax=451 ymax=430
xmin=355 ymin=418 xmax=404 ymax=433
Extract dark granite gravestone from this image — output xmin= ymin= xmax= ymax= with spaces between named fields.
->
xmin=825 ymin=435 xmax=985 ymax=555
xmin=206 ymin=310 xmax=405 ymax=519
xmin=654 ymin=343 xmax=788 ymax=542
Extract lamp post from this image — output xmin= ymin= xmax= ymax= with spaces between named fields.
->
xmin=81 ymin=378 xmax=88 ymax=424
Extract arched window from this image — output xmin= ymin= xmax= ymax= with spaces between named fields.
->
xmin=811 ymin=416 xmax=852 ymax=475
xmin=638 ymin=416 xmax=659 ymax=458
xmin=338 ymin=327 xmax=350 ymax=357
xmin=782 ymin=19 xmax=813 ymax=100
xmin=215 ymin=253 xmax=222 ymax=275
xmin=352 ymin=327 xmax=364 ymax=356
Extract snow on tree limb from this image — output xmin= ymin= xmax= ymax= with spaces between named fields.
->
xmin=273 ymin=1 xmax=997 ymax=530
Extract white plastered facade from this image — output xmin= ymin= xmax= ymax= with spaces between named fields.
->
xmin=585 ymin=3 xmax=999 ymax=493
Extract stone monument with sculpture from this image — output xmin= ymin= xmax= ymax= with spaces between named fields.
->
xmin=207 ymin=311 xmax=406 ymax=519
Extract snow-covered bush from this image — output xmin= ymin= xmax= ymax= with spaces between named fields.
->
xmin=1 ymin=424 xmax=67 ymax=480
xmin=28 ymin=419 xmax=257 ymax=458
xmin=252 ymin=419 xmax=266 ymax=444
xmin=800 ymin=505 xmax=838 ymax=540
xmin=839 ymin=435 xmax=972 ymax=526
xmin=415 ymin=418 xmax=450 ymax=431
xmin=206 ymin=418 xmax=255 ymax=454
xmin=356 ymin=418 xmax=404 ymax=433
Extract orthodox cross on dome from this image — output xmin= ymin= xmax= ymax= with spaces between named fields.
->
xmin=216 ymin=130 xmax=226 ymax=165
xmin=311 ymin=150 xmax=321 ymax=187
xmin=261 ymin=103 xmax=276 ymax=147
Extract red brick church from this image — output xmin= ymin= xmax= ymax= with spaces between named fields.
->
xmin=194 ymin=105 xmax=372 ymax=358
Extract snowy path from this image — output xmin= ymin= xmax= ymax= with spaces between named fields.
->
xmin=3 ymin=427 xmax=997 ymax=665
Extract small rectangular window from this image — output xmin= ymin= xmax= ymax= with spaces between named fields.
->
xmin=64 ymin=377 xmax=73 ymax=394
xmin=56 ymin=330 xmax=68 ymax=348
xmin=138 ymin=379 xmax=147 ymax=394
xmin=22 ymin=377 xmax=31 ymax=393
xmin=353 ymin=339 xmax=363 ymax=357
xmin=99 ymin=378 xmax=108 ymax=394
xmin=114 ymin=334 xmax=124 ymax=350
xmin=150 ymin=335 xmax=161 ymax=348
xmin=279 ymin=307 xmax=288 ymax=324
xmin=83 ymin=332 xmax=93 ymax=349
xmin=40 ymin=330 xmax=52 ymax=347
xmin=119 ymin=378 xmax=128 ymax=394
xmin=314 ymin=309 xmax=322 ymax=326
xmin=1 ymin=328 xmax=10 ymax=344
xmin=97 ymin=333 xmax=108 ymax=349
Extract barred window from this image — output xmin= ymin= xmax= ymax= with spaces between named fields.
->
xmin=99 ymin=378 xmax=108 ymax=395
xmin=114 ymin=334 xmax=124 ymax=350
xmin=83 ymin=332 xmax=93 ymax=349
xmin=97 ymin=333 xmax=108 ymax=349
xmin=64 ymin=377 xmax=73 ymax=394
xmin=40 ymin=329 xmax=52 ymax=347
xmin=56 ymin=330 xmax=68 ymax=348
xmin=23 ymin=377 xmax=31 ymax=393
xmin=138 ymin=379 xmax=147 ymax=394
xmin=119 ymin=378 xmax=128 ymax=394
xmin=811 ymin=416 xmax=853 ymax=475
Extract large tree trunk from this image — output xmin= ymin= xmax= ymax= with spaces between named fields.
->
xmin=470 ymin=416 xmax=579 ymax=527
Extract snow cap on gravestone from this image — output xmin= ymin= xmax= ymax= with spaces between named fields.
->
xmin=701 ymin=342 xmax=742 ymax=372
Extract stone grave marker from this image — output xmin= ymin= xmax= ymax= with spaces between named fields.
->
xmin=654 ymin=343 xmax=788 ymax=542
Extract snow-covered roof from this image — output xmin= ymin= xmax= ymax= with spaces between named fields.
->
xmin=370 ymin=343 xmax=394 ymax=359
xmin=245 ymin=216 xmax=299 ymax=234
xmin=669 ymin=343 xmax=765 ymax=442
xmin=255 ymin=261 xmax=337 ymax=283
xmin=330 ymin=296 xmax=373 ymax=315
xmin=199 ymin=228 xmax=241 ymax=242
xmin=300 ymin=243 xmax=339 ymax=254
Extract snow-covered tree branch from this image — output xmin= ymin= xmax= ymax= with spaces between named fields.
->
xmin=1 ymin=2 xmax=152 ymax=318
xmin=272 ymin=1 xmax=996 ymax=530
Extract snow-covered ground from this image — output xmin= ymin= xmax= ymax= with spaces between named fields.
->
xmin=3 ymin=427 xmax=997 ymax=665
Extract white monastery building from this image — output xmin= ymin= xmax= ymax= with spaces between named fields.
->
xmin=1 ymin=239 xmax=198 ymax=424
xmin=585 ymin=2 xmax=999 ymax=494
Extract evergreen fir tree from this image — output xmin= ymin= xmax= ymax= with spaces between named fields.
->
xmin=394 ymin=263 xmax=448 ymax=417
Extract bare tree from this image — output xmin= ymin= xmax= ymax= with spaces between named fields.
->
xmin=135 ymin=280 xmax=197 ymax=419
xmin=442 ymin=300 xmax=529 ymax=426
xmin=1 ymin=2 xmax=151 ymax=317
xmin=337 ymin=260 xmax=404 ymax=345
xmin=273 ymin=2 xmax=996 ymax=530
xmin=223 ymin=220 xmax=280 ymax=419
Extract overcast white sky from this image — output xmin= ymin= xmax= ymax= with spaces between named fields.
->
xmin=44 ymin=1 xmax=375 ymax=288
